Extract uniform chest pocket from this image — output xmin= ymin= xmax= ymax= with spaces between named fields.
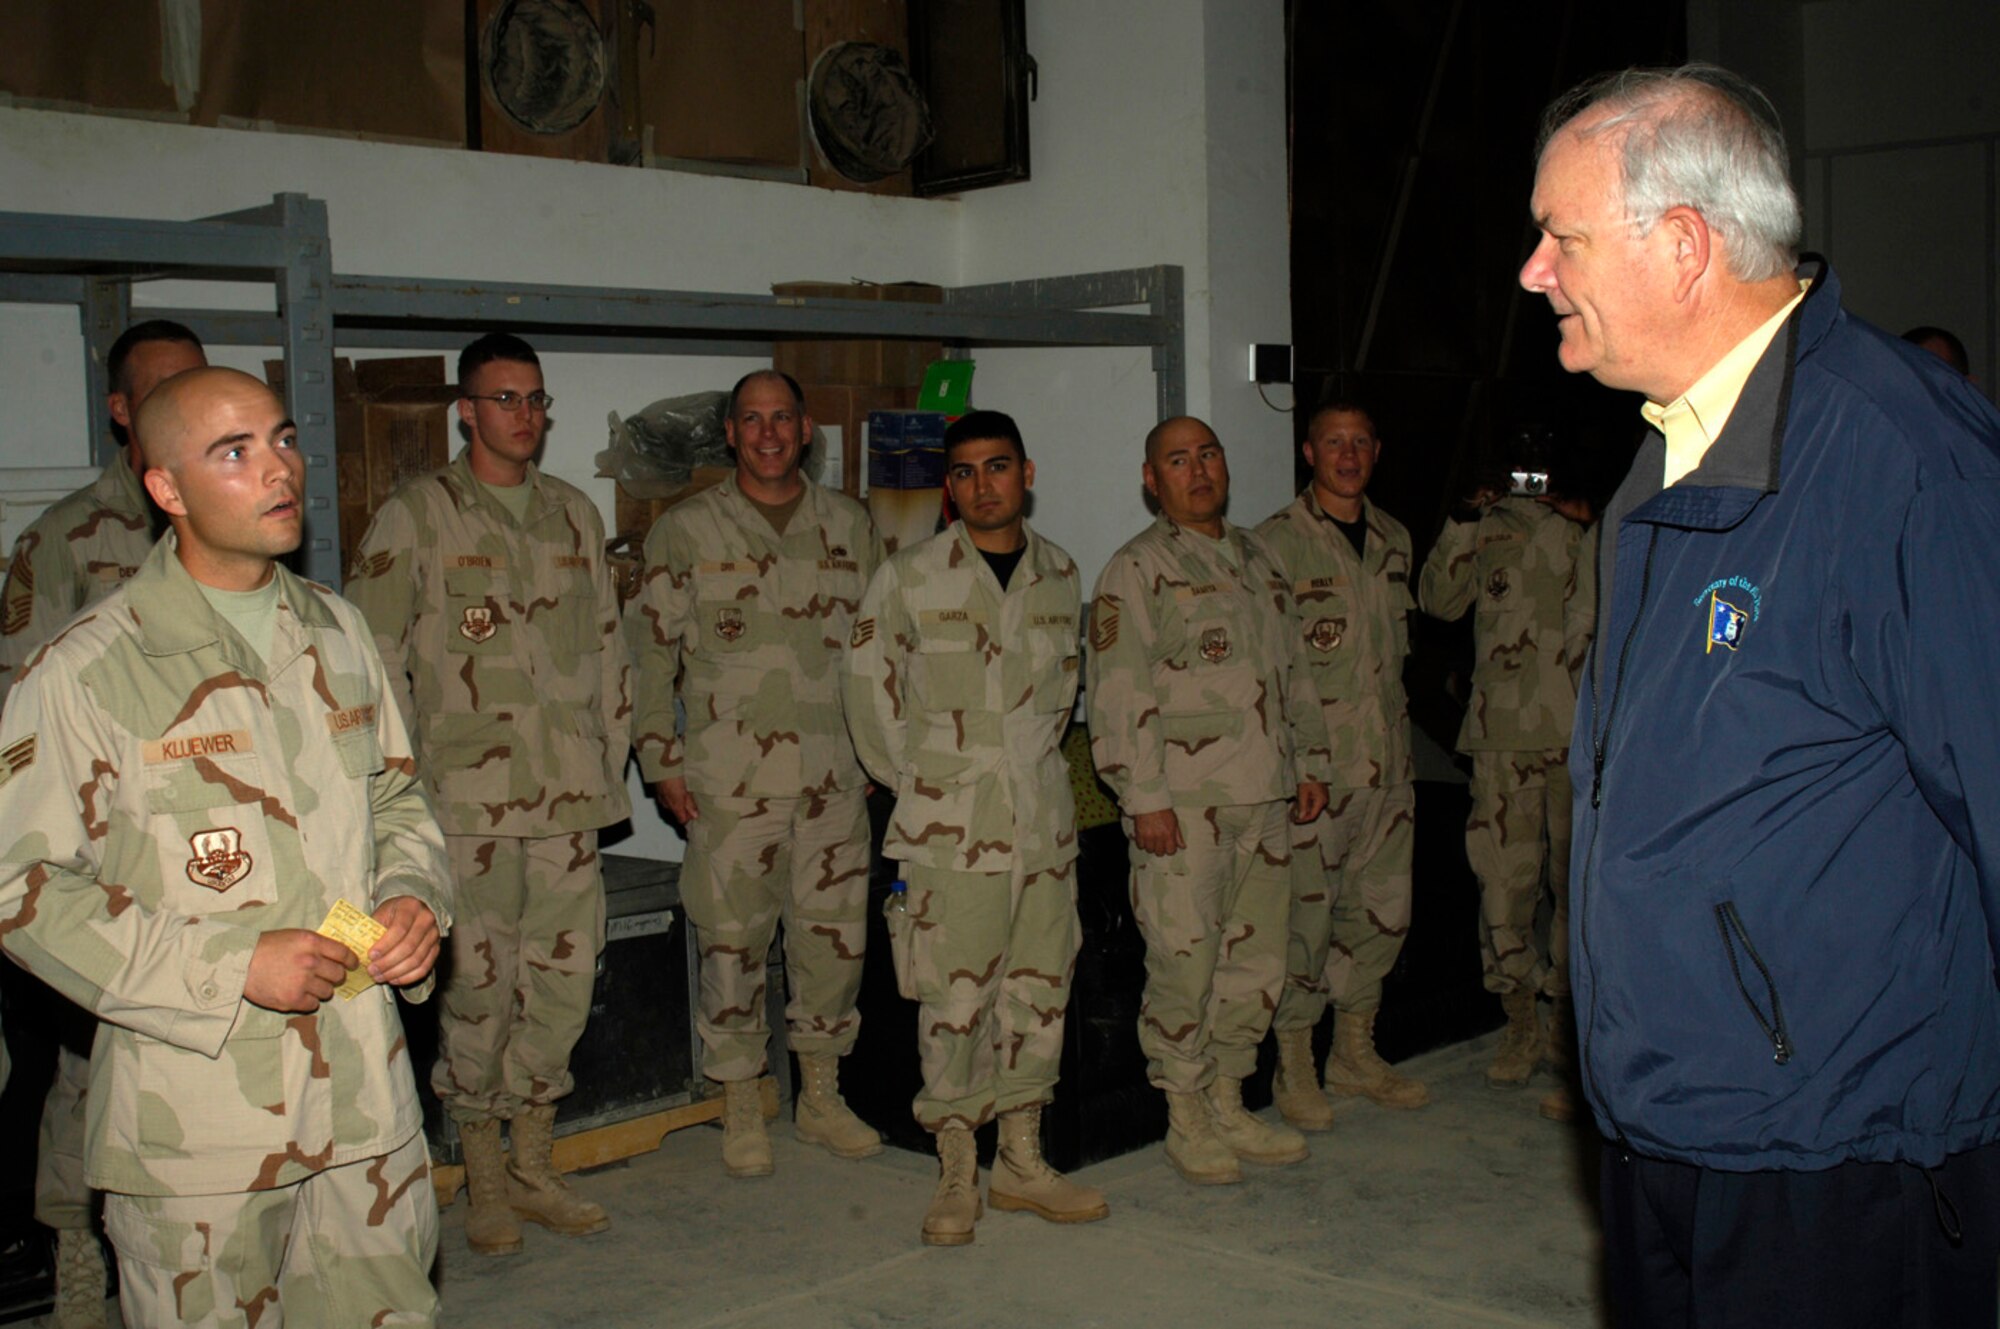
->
xmin=144 ymin=757 xmax=279 ymax=903
xmin=444 ymin=566 xmax=514 ymax=656
xmin=695 ymin=564 xmax=761 ymax=652
xmin=539 ymin=561 xmax=604 ymax=654
xmin=1166 ymin=611 xmax=1262 ymax=714
xmin=912 ymin=618 xmax=990 ymax=711
xmin=333 ymin=729 xmax=384 ymax=779
xmin=816 ymin=559 xmax=866 ymax=613
xmin=1027 ymin=623 xmax=1080 ymax=713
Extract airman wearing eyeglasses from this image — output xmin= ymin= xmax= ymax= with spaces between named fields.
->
xmin=344 ymin=332 xmax=630 ymax=1258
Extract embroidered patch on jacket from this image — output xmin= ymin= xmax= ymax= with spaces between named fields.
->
xmin=818 ymin=558 xmax=858 ymax=573
xmin=1090 ymin=605 xmax=1118 ymax=651
xmin=459 ymin=605 xmax=498 ymax=643
xmin=1199 ymin=627 xmax=1231 ymax=663
xmin=143 ymin=730 xmax=253 ymax=764
xmin=0 ymin=553 xmax=30 ymax=636
xmin=1485 ymin=569 xmax=1511 ymax=601
xmin=326 ymin=704 xmax=376 ymax=736
xmin=828 ymin=545 xmax=850 ymax=559
xmin=714 ymin=607 xmax=746 ymax=642
xmin=449 ymin=554 xmax=506 ymax=570
xmin=1706 ymin=594 xmax=1749 ymax=653
xmin=1307 ymin=617 xmax=1343 ymax=652
xmin=0 ymin=735 xmax=35 ymax=789
xmin=553 ymin=555 xmax=590 ymax=570
xmin=1694 ymin=576 xmax=1762 ymax=654
xmin=186 ymin=827 xmax=253 ymax=892
xmin=851 ymin=617 xmax=876 ymax=648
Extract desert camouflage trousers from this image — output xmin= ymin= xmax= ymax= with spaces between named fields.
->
xmin=682 ymin=788 xmax=870 ymax=1083
xmin=1276 ymin=781 xmax=1415 ymax=1029
xmin=904 ymin=860 xmax=1081 ymax=1131
xmin=1468 ymin=749 xmax=1571 ymax=997
xmin=104 ymin=1130 xmax=438 ymax=1329
xmin=1128 ymin=801 xmax=1291 ymax=1093
xmin=432 ymin=831 xmax=605 ymax=1124
xmin=36 ymin=995 xmax=95 ymax=1229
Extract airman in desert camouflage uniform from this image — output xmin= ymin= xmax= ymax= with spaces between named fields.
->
xmin=1419 ymin=485 xmax=1595 ymax=1118
xmin=0 ymin=318 xmax=205 ymax=1328
xmin=0 ymin=367 xmax=449 ymax=1327
xmin=345 ymin=334 xmax=630 ymax=1257
xmin=628 ymin=369 xmax=884 ymax=1180
xmin=1088 ymin=415 xmax=1331 ymax=1187
xmin=1256 ymin=403 xmax=1427 ymax=1126
xmin=845 ymin=410 xmax=1105 ymax=1245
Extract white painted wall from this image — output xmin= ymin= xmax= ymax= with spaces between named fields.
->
xmin=0 ymin=1 xmax=1294 ymax=859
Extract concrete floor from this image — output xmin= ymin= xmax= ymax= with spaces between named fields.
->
xmin=433 ymin=1033 xmax=1606 ymax=1329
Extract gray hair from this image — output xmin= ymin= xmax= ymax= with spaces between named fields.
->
xmin=1537 ymin=64 xmax=1801 ymax=283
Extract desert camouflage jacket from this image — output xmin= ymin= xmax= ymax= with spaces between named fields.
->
xmin=845 ymin=519 xmax=1082 ymax=874
xmin=0 ymin=459 xmax=156 ymax=706
xmin=1256 ymin=491 xmax=1415 ymax=789
xmin=1086 ymin=514 xmax=1331 ymax=815
xmin=345 ymin=451 xmax=632 ymax=838
xmin=628 ymin=474 xmax=882 ymax=800
xmin=0 ymin=535 xmax=451 ymax=1196
xmin=1418 ymin=497 xmax=1597 ymax=752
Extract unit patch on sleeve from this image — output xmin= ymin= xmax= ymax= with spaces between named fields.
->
xmin=0 ymin=735 xmax=35 ymax=790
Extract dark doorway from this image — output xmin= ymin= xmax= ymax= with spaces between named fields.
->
xmin=1286 ymin=1 xmax=1686 ymax=1060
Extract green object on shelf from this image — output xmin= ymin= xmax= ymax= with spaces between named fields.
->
xmin=918 ymin=359 xmax=975 ymax=415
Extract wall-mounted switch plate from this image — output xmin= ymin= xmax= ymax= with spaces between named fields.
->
xmin=1248 ymin=343 xmax=1292 ymax=384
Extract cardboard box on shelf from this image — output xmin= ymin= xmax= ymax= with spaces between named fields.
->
xmin=266 ymin=356 xmax=458 ymax=575
xmin=771 ymin=281 xmax=944 ymax=387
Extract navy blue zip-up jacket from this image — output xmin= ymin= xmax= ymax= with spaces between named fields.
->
xmin=1572 ymin=260 xmax=2000 ymax=1171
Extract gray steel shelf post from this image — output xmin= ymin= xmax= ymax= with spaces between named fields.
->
xmin=83 ymin=278 xmax=130 ymax=467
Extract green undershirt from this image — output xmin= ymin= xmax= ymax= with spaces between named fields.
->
xmin=198 ymin=576 xmax=282 ymax=664
xmin=479 ymin=476 xmax=535 ymax=524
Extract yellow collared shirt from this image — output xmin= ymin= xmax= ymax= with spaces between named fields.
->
xmin=1645 ymin=281 xmax=1809 ymax=486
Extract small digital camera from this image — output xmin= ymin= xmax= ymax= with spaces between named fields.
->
xmin=1509 ymin=470 xmax=1550 ymax=497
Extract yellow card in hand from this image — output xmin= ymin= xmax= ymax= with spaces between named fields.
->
xmin=318 ymin=898 xmax=387 ymax=1001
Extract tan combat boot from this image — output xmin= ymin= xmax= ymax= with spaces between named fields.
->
xmin=1204 ymin=1075 xmax=1310 ymax=1165
xmin=794 ymin=1053 xmax=884 ymax=1159
xmin=1539 ymin=1083 xmax=1578 ymax=1123
xmin=52 ymin=1227 xmax=107 ymax=1329
xmin=988 ymin=1105 xmax=1109 ymax=1224
xmin=1326 ymin=1008 xmax=1431 ymax=1108
xmin=721 ymin=1077 xmax=774 ymax=1178
xmin=1271 ymin=1024 xmax=1336 ymax=1132
xmin=922 ymin=1125 xmax=982 ymax=1246
xmin=458 ymin=1118 xmax=523 ymax=1257
xmin=1163 ymin=1090 xmax=1241 ymax=1186
xmin=1486 ymin=988 xmax=1543 ymax=1087
xmin=1543 ymin=993 xmax=1575 ymax=1075
xmin=506 ymin=1104 xmax=611 ymax=1237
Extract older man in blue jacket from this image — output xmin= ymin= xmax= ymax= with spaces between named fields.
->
xmin=1521 ymin=64 xmax=2000 ymax=1327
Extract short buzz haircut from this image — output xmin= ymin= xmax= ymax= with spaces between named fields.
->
xmin=1538 ymin=63 xmax=1801 ymax=283
xmin=457 ymin=332 xmax=541 ymax=391
xmin=107 ymin=319 xmax=204 ymax=397
xmin=1308 ymin=400 xmax=1376 ymax=435
xmin=943 ymin=409 xmax=1026 ymax=463
xmin=726 ymin=368 xmax=807 ymax=418
xmin=1903 ymin=325 xmax=1971 ymax=377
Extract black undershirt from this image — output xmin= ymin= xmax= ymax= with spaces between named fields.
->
xmin=1330 ymin=513 xmax=1367 ymax=558
xmin=979 ymin=544 xmax=1026 ymax=590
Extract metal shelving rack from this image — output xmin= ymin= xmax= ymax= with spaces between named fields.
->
xmin=0 ymin=192 xmax=1185 ymax=586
